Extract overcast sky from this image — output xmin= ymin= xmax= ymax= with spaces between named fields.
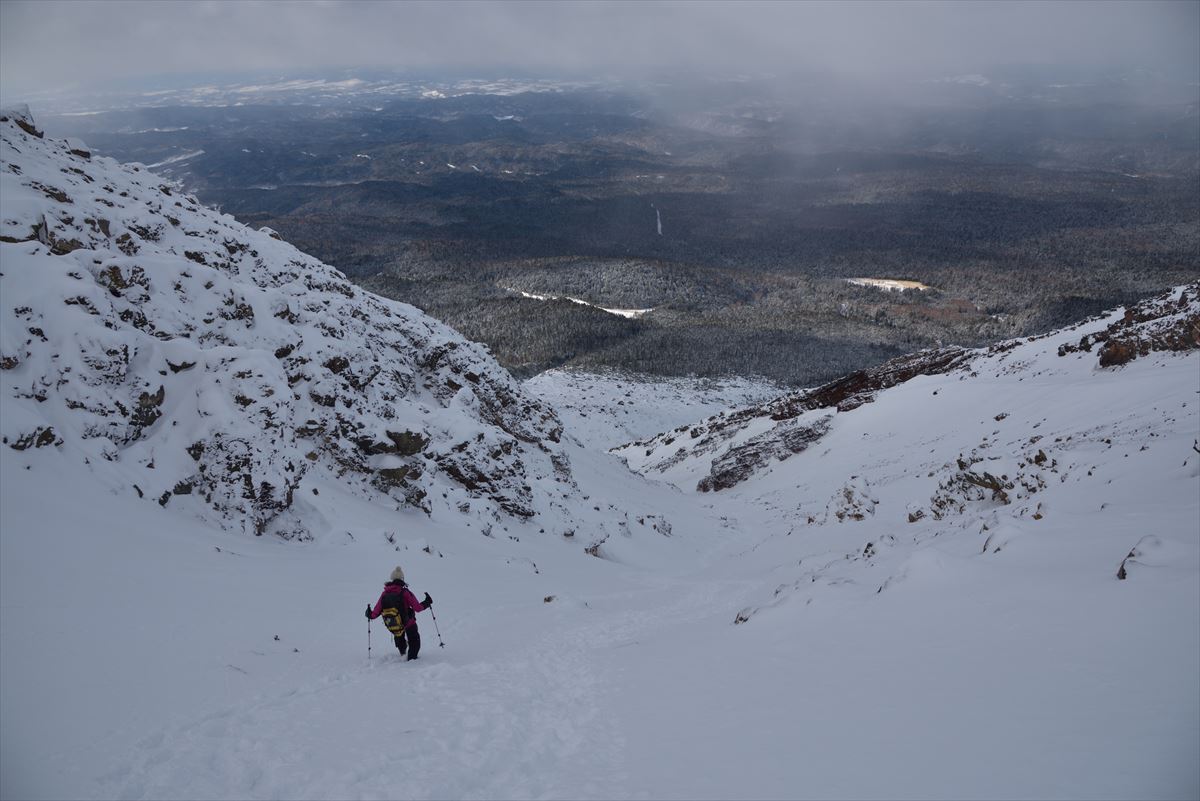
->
xmin=2 ymin=0 xmax=1197 ymax=98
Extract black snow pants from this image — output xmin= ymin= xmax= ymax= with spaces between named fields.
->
xmin=393 ymin=626 xmax=421 ymax=659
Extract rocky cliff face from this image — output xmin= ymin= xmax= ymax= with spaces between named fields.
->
xmin=0 ymin=107 xmax=573 ymax=538
xmin=1055 ymin=286 xmax=1200 ymax=366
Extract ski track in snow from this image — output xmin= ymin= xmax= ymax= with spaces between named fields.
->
xmin=100 ymin=630 xmax=616 ymax=799
xmin=99 ymin=580 xmax=725 ymax=800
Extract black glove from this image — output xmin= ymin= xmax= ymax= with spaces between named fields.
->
xmin=423 ymin=593 xmax=433 ymax=608
xmin=364 ymin=605 xmax=372 ymax=619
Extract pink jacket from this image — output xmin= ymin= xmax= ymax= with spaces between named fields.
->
xmin=368 ymin=581 xmax=427 ymax=629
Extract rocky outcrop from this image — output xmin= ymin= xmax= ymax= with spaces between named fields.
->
xmin=698 ymin=414 xmax=832 ymax=492
xmin=0 ymin=108 xmax=574 ymax=537
xmin=1057 ymin=283 xmax=1200 ymax=367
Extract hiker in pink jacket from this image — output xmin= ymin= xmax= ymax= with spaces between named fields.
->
xmin=365 ymin=566 xmax=432 ymax=660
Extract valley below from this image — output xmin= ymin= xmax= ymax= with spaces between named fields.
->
xmin=36 ymin=70 xmax=1200 ymax=384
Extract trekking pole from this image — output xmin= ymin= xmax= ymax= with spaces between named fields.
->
xmin=366 ymin=606 xmax=372 ymax=663
xmin=429 ymin=607 xmax=445 ymax=648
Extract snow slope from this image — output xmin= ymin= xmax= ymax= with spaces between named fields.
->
xmin=611 ymin=286 xmax=1200 ymax=798
xmin=0 ymin=104 xmax=636 ymax=541
xmin=2 ymin=106 xmax=1198 ymax=800
xmin=524 ymin=368 xmax=783 ymax=451
xmin=0 ymin=105 xmax=715 ymax=799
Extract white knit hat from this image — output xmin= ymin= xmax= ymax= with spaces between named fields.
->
xmin=390 ymin=565 xmax=405 ymax=582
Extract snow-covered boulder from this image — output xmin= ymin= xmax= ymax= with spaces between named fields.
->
xmin=0 ymin=104 xmax=41 ymax=139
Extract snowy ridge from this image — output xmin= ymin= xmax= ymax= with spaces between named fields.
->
xmin=617 ymin=288 xmax=1199 ymax=493
xmin=0 ymin=107 xmax=589 ymax=538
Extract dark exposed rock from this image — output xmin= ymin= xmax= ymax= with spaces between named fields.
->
xmin=97 ymin=264 xmax=149 ymax=298
xmin=131 ymin=385 xmax=165 ymax=433
xmin=1098 ymin=340 xmax=1137 ymax=367
xmin=387 ymin=430 xmax=428 ymax=456
xmin=114 ymin=232 xmax=139 ymax=256
xmin=783 ymin=347 xmax=971 ymax=419
xmin=356 ymin=429 xmax=427 ymax=456
xmin=323 ymin=356 xmax=350 ymax=374
xmin=4 ymin=113 xmax=43 ymax=138
xmin=0 ymin=224 xmax=40 ymax=244
xmin=436 ymin=453 xmax=534 ymax=517
xmin=222 ymin=297 xmax=254 ymax=322
xmin=960 ymin=470 xmax=1013 ymax=504
xmin=32 ymin=182 xmax=70 ymax=203
xmin=699 ymin=414 xmax=833 ymax=493
xmin=9 ymin=426 xmax=60 ymax=450
xmin=308 ymin=390 xmax=337 ymax=407
xmin=128 ymin=222 xmax=163 ymax=242
xmin=44 ymin=229 xmax=84 ymax=255
xmin=1058 ymin=283 xmax=1200 ymax=367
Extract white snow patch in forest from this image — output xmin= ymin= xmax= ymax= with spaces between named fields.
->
xmin=847 ymin=277 xmax=932 ymax=292
xmin=144 ymin=149 xmax=204 ymax=168
xmin=505 ymin=287 xmax=654 ymax=319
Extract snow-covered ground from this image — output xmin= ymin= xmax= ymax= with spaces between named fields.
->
xmin=526 ymin=369 xmax=784 ymax=450
xmin=2 ymin=107 xmax=1198 ymax=800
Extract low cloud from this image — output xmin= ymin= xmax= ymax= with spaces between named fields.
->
xmin=2 ymin=0 xmax=1197 ymax=99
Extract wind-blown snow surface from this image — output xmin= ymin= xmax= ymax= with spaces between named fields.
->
xmin=524 ymin=368 xmax=783 ymax=450
xmin=2 ymin=107 xmax=1199 ymax=801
